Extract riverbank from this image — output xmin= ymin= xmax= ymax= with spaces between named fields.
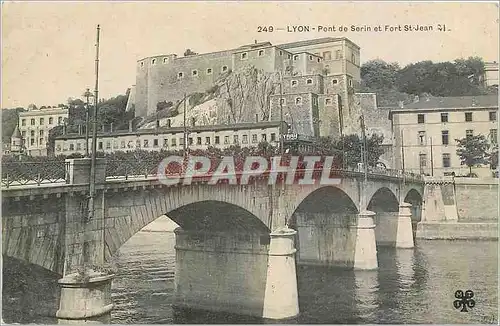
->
xmin=416 ymin=221 xmax=498 ymax=240
xmin=140 ymin=215 xmax=179 ymax=233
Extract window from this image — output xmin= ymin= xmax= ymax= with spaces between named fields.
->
xmin=279 ymin=50 xmax=283 ymax=56
xmin=114 ymin=140 xmax=119 ymax=149
xmin=40 ymin=118 xmax=44 ymax=125
xmin=323 ymin=51 xmax=332 ymax=60
xmin=31 ymin=118 xmax=35 ymax=125
xmin=418 ymin=131 xmax=426 ymax=145
xmin=58 ymin=117 xmax=62 ymax=124
xmin=49 ymin=117 xmax=53 ymax=124
xmin=417 ymin=114 xmax=425 ymax=124
xmin=188 ymin=137 xmax=193 ymax=145
xmin=242 ymin=135 xmax=248 ymax=144
xmin=287 ymin=54 xmax=292 ymax=59
xmin=466 ymin=129 xmax=473 ymax=138
xmin=30 ymin=139 xmax=35 ymax=146
xmin=233 ymin=135 xmax=239 ymax=144
xmin=171 ymin=138 xmax=177 ymax=146
xmin=151 ymin=59 xmax=156 ymax=65
xmin=295 ymin=97 xmax=302 ymax=105
xmin=442 ymin=153 xmax=451 ymax=168
xmin=206 ymin=68 xmax=212 ymax=75
xmin=291 ymin=80 xmax=298 ymax=87
xmin=39 ymin=130 xmax=44 ymax=136
xmin=332 ymin=79 xmax=338 ymax=85
xmin=271 ymin=133 xmax=276 ymax=141
xmin=349 ymin=79 xmax=353 ymax=87
xmin=489 ymin=111 xmax=497 ymax=121
xmin=490 ymin=129 xmax=498 ymax=143
xmin=39 ymin=138 xmax=44 ymax=145
xmin=178 ymin=72 xmax=184 ymax=79
xmin=163 ymin=139 xmax=168 ymax=147
xmin=121 ymin=141 xmax=126 ymax=148
xmin=153 ymin=139 xmax=159 ymax=147
xmin=77 ymin=143 xmax=81 ymax=150
xmin=279 ymin=98 xmax=286 ymax=106
xmin=215 ymin=136 xmax=220 ymax=144
xmin=325 ymin=98 xmax=332 ymax=105
xmin=69 ymin=143 xmax=74 ymax=151
xmin=419 ymin=153 xmax=427 ymax=168
xmin=197 ymin=137 xmax=202 ymax=145
xmin=317 ymin=58 xmax=321 ymax=63
xmin=335 ymin=50 xmax=342 ymax=59
xmin=140 ymin=62 xmax=144 ymax=67
xmin=179 ymin=137 xmax=184 ymax=146
xmin=252 ymin=134 xmax=258 ymax=143
xmin=222 ymin=66 xmax=228 ymax=72
xmin=312 ymin=97 xmax=317 ymax=105
xmin=22 ymin=131 xmax=26 ymax=137
xmin=351 ymin=53 xmax=356 ymax=63
xmin=441 ymin=130 xmax=449 ymax=145
xmin=241 ymin=52 xmax=248 ymax=60
xmin=30 ymin=130 xmax=35 ymax=137
xmin=99 ymin=142 xmax=104 ymax=150
xmin=143 ymin=140 xmax=149 ymax=148
xmin=306 ymin=78 xmax=313 ymax=85
xmin=205 ymin=137 xmax=211 ymax=145
xmin=22 ymin=119 xmax=26 ymax=126
xmin=136 ymin=140 xmax=141 ymax=148
xmin=192 ymin=70 xmax=198 ymax=76
xmin=441 ymin=113 xmax=448 ymax=122
xmin=309 ymin=55 xmax=313 ymax=61
xmin=293 ymin=55 xmax=298 ymax=61
xmin=258 ymin=50 xmax=264 ymax=56
xmin=56 ymin=145 xmax=61 ymax=151
xmin=261 ymin=134 xmax=267 ymax=142
xmin=224 ymin=135 xmax=230 ymax=144
xmin=163 ymin=58 xmax=168 ymax=63
xmin=106 ymin=141 xmax=111 ymax=149
xmin=465 ymin=112 xmax=473 ymax=122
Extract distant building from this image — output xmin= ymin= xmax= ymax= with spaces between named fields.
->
xmin=484 ymin=61 xmax=499 ymax=87
xmin=133 ymin=37 xmax=361 ymax=139
xmin=389 ymin=95 xmax=498 ymax=177
xmin=53 ymin=121 xmax=303 ymax=156
xmin=17 ymin=105 xmax=69 ymax=156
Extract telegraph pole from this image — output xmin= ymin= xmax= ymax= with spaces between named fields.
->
xmin=83 ymin=88 xmax=92 ymax=157
xmin=88 ymin=24 xmax=100 ymax=222
xmin=279 ymin=72 xmax=284 ymax=156
xmin=360 ymin=114 xmax=368 ymax=182
xmin=183 ymin=93 xmax=187 ymax=174
xmin=430 ymin=136 xmax=434 ymax=176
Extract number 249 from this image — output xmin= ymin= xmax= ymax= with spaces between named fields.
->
xmin=257 ymin=26 xmax=274 ymax=32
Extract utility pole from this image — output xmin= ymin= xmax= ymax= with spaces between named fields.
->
xmin=83 ymin=88 xmax=92 ymax=157
xmin=279 ymin=72 xmax=284 ymax=156
xmin=430 ymin=136 xmax=434 ymax=176
xmin=183 ymin=93 xmax=188 ymax=174
xmin=88 ymin=24 xmax=100 ymax=222
xmin=360 ymin=114 xmax=368 ymax=183
xmin=401 ymin=129 xmax=406 ymax=185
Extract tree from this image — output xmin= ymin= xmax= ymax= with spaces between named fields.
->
xmin=455 ymin=134 xmax=490 ymax=175
xmin=156 ymin=101 xmax=173 ymax=112
xmin=360 ymin=59 xmax=400 ymax=92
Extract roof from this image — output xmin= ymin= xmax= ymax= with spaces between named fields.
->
xmin=11 ymin=125 xmax=21 ymax=138
xmin=278 ymin=37 xmax=359 ymax=49
xmin=55 ymin=121 xmax=283 ymax=140
xmin=401 ymin=95 xmax=498 ymax=110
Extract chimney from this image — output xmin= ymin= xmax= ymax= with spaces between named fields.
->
xmin=166 ymin=119 xmax=171 ymax=128
xmin=128 ymin=120 xmax=133 ymax=132
xmin=255 ymin=114 xmax=259 ymax=123
xmin=110 ymin=122 xmax=113 ymax=133
xmin=398 ymin=101 xmax=404 ymax=108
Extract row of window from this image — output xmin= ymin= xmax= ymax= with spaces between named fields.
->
xmin=418 ymin=153 xmax=455 ymax=168
xmin=416 ymin=129 xmax=498 ymax=146
xmin=177 ymin=66 xmax=229 ymax=79
xmin=417 ymin=111 xmax=497 ymax=124
xmin=57 ymin=133 xmax=278 ymax=152
xmin=278 ymin=97 xmax=334 ymax=106
xmin=289 ymin=78 xmax=340 ymax=87
xmin=21 ymin=116 xmax=64 ymax=127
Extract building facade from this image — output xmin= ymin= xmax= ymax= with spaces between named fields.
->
xmin=133 ymin=37 xmax=361 ymax=139
xmin=16 ymin=106 xmax=69 ymax=156
xmin=484 ymin=61 xmax=499 ymax=87
xmin=54 ymin=121 xmax=286 ymax=156
xmin=390 ymin=95 xmax=498 ymax=177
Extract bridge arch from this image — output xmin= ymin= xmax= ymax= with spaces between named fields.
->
xmin=367 ymin=187 xmax=400 ymax=247
xmin=288 ymin=186 xmax=359 ymax=267
xmin=404 ymin=188 xmax=424 ymax=234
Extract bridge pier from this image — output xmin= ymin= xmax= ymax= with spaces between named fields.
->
xmin=173 ymin=227 xmax=299 ymax=320
xmin=395 ymin=203 xmax=414 ymax=248
xmin=354 ymin=210 xmax=378 ymax=270
xmin=56 ymin=270 xmax=114 ymax=324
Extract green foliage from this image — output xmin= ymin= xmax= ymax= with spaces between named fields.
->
xmin=189 ymin=92 xmax=205 ymax=107
xmin=156 ymin=101 xmax=173 ymax=112
xmin=2 ymin=107 xmax=24 ymax=142
xmin=184 ymin=49 xmax=198 ymax=56
xmin=455 ymin=134 xmax=490 ymax=174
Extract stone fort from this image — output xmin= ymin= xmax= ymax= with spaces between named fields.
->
xmin=130 ymin=37 xmax=363 ymax=138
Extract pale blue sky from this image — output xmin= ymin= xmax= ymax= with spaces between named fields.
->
xmin=2 ymin=1 xmax=499 ymax=108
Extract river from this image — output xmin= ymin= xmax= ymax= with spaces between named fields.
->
xmin=2 ymin=217 xmax=498 ymax=324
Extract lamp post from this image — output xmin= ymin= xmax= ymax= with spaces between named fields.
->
xmin=83 ymin=88 xmax=93 ymax=157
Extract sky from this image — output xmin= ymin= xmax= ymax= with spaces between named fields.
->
xmin=1 ymin=1 xmax=499 ymax=109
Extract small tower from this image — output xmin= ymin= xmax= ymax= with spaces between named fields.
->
xmin=10 ymin=124 xmax=22 ymax=155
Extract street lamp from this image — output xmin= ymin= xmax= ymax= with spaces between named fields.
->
xmin=82 ymin=88 xmax=93 ymax=157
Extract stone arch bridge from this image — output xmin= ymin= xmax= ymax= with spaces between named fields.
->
xmin=2 ymin=158 xmax=424 ymax=322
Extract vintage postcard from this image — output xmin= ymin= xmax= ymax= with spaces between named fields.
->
xmin=1 ymin=1 xmax=499 ymax=324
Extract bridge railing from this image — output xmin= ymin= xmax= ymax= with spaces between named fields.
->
xmin=1 ymin=161 xmax=70 ymax=188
